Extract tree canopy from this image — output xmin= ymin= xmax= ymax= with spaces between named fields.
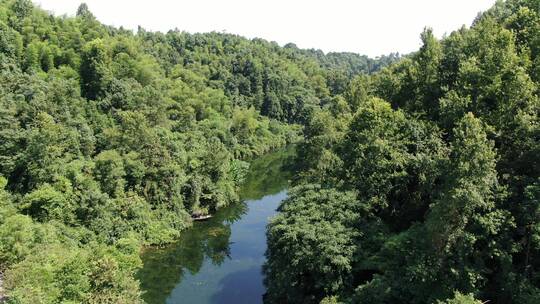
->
xmin=0 ymin=1 xmax=397 ymax=302
xmin=265 ymin=0 xmax=540 ymax=303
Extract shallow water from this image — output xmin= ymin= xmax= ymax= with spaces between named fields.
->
xmin=138 ymin=147 xmax=295 ymax=304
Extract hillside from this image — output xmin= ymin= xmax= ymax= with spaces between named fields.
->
xmin=0 ymin=0 xmax=392 ymax=302
xmin=3 ymin=0 xmax=536 ymax=303
xmin=265 ymin=0 xmax=540 ymax=303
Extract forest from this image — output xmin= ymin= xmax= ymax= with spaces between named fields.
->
xmin=264 ymin=0 xmax=540 ymax=303
xmin=0 ymin=0 xmax=537 ymax=303
xmin=0 ymin=0 xmax=396 ymax=302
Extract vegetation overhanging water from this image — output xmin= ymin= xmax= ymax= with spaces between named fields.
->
xmin=137 ymin=147 xmax=296 ymax=304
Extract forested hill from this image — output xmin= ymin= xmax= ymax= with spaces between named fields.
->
xmin=282 ymin=44 xmax=401 ymax=95
xmin=0 ymin=0 xmax=393 ymax=302
xmin=265 ymin=0 xmax=540 ymax=303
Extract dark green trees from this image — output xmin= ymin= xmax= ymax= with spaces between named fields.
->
xmin=0 ymin=1 xmax=393 ymax=302
xmin=265 ymin=1 xmax=540 ymax=303
xmin=265 ymin=185 xmax=360 ymax=303
xmin=80 ymin=39 xmax=111 ymax=100
xmin=76 ymin=3 xmax=93 ymax=19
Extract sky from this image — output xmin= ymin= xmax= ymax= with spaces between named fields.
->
xmin=34 ymin=0 xmax=496 ymax=57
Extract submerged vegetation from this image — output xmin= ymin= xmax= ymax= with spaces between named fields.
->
xmin=265 ymin=0 xmax=540 ymax=303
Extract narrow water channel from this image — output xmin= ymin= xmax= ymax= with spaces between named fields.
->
xmin=137 ymin=147 xmax=295 ymax=304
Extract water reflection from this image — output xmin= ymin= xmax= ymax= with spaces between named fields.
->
xmin=138 ymin=147 xmax=295 ymax=304
xmin=239 ymin=146 xmax=295 ymax=200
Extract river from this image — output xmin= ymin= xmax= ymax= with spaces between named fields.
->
xmin=137 ymin=147 xmax=295 ymax=304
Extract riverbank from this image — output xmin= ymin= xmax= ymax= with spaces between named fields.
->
xmin=137 ymin=146 xmax=296 ymax=303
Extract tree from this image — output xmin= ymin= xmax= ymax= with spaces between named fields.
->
xmin=265 ymin=185 xmax=359 ymax=303
xmin=80 ymin=39 xmax=111 ymax=100
xmin=415 ymin=27 xmax=443 ymax=118
xmin=76 ymin=3 xmax=94 ymax=19
xmin=94 ymin=150 xmax=126 ymax=197
xmin=427 ymin=113 xmax=498 ymax=249
xmin=344 ymin=74 xmax=372 ymax=111
xmin=339 ymin=97 xmax=445 ymax=227
xmin=10 ymin=0 xmax=33 ymax=20
xmin=0 ymin=21 xmax=22 ymax=60
xmin=0 ymin=96 xmax=23 ymax=177
xmin=422 ymin=113 xmax=510 ymax=299
xmin=0 ymin=214 xmax=53 ymax=265
xmin=265 ymin=1 xmax=540 ymax=303
xmin=21 ymin=112 xmax=80 ymax=190
xmin=21 ymin=184 xmax=72 ymax=223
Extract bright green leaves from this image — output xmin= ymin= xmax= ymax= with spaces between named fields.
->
xmin=20 ymin=184 xmax=71 ymax=223
xmin=297 ymin=108 xmax=348 ymax=184
xmin=447 ymin=113 xmax=497 ymax=187
xmin=437 ymin=292 xmax=483 ymax=304
xmin=415 ymin=27 xmax=443 ymax=117
xmin=369 ymin=28 xmax=442 ymax=119
xmin=0 ymin=95 xmax=23 ymax=177
xmin=0 ymin=215 xmax=38 ymax=264
xmin=231 ymin=106 xmax=259 ymax=142
xmin=10 ymin=0 xmax=32 ymax=21
xmin=0 ymin=176 xmax=16 ymax=223
xmin=4 ymin=240 xmax=143 ymax=304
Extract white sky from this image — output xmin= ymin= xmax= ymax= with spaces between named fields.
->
xmin=33 ymin=0 xmax=496 ymax=57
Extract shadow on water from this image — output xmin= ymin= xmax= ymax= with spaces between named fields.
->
xmin=137 ymin=146 xmax=296 ymax=304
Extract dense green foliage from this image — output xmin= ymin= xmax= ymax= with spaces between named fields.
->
xmin=265 ymin=0 xmax=540 ymax=303
xmin=0 ymin=1 xmax=397 ymax=302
